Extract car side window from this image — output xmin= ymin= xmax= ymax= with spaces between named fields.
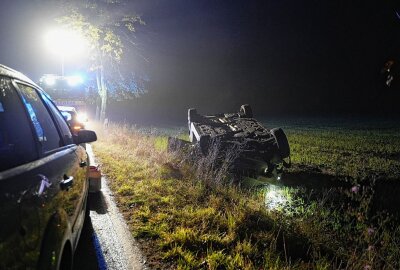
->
xmin=40 ymin=93 xmax=74 ymax=145
xmin=17 ymin=83 xmax=62 ymax=153
xmin=0 ymin=77 xmax=38 ymax=171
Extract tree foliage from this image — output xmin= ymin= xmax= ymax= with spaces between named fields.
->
xmin=54 ymin=0 xmax=146 ymax=120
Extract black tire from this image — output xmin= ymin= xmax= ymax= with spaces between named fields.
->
xmin=199 ymin=135 xmax=210 ymax=155
xmin=37 ymin=214 xmax=68 ymax=270
xmin=239 ymin=104 xmax=253 ymax=118
xmin=271 ymin=128 xmax=290 ymax=158
xmin=188 ymin=108 xmax=198 ymax=132
xmin=188 ymin=108 xmax=199 ymax=123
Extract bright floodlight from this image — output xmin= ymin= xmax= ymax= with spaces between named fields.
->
xmin=45 ymin=28 xmax=87 ymax=57
xmin=44 ymin=75 xmax=56 ymax=86
xmin=66 ymin=75 xmax=84 ymax=86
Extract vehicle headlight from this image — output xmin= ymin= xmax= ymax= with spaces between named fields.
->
xmin=77 ymin=112 xmax=88 ymax=123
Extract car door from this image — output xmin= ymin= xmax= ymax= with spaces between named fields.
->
xmin=40 ymin=91 xmax=89 ymax=246
xmin=0 ymin=76 xmax=41 ymax=269
xmin=14 ymin=82 xmax=88 ymax=268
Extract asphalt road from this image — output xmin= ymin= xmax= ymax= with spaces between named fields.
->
xmin=73 ymin=201 xmax=102 ymax=270
xmin=73 ymin=145 xmax=147 ymax=270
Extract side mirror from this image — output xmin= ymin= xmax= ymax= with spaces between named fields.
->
xmin=74 ymin=129 xmax=97 ymax=144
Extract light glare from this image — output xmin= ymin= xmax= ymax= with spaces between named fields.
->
xmin=77 ymin=112 xmax=88 ymax=123
xmin=67 ymin=75 xmax=84 ymax=86
xmin=265 ymin=185 xmax=287 ymax=210
xmin=45 ymin=76 xmax=56 ymax=86
xmin=45 ymin=28 xmax=87 ymax=57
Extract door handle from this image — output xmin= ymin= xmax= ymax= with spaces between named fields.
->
xmin=60 ymin=176 xmax=74 ymax=190
xmin=80 ymin=161 xmax=87 ymax=167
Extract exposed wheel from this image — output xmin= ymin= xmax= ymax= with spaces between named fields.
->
xmin=199 ymin=135 xmax=210 ymax=155
xmin=188 ymin=108 xmax=199 ymax=123
xmin=271 ymin=128 xmax=290 ymax=158
xmin=239 ymin=104 xmax=253 ymax=118
xmin=188 ymin=108 xmax=199 ymax=132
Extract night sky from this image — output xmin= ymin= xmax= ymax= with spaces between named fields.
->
xmin=1 ymin=0 xmax=400 ymax=124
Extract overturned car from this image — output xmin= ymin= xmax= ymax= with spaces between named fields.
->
xmin=169 ymin=104 xmax=291 ymax=180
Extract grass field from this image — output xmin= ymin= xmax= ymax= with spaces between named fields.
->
xmin=91 ymin=118 xmax=400 ymax=269
xmin=281 ymin=120 xmax=400 ymax=180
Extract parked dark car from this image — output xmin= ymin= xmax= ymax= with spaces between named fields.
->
xmin=0 ymin=65 xmax=97 ymax=269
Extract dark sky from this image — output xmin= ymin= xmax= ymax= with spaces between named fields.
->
xmin=1 ymin=0 xmax=400 ymax=124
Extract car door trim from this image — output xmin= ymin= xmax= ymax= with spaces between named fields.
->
xmin=0 ymin=145 xmax=77 ymax=181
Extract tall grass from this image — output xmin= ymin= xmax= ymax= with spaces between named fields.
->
xmin=91 ymin=122 xmax=400 ymax=269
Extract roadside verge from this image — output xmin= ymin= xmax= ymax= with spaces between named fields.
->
xmin=86 ymin=144 xmax=148 ymax=270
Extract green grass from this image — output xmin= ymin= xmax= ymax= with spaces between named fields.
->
xmin=91 ymin=121 xmax=400 ymax=269
xmin=286 ymin=127 xmax=400 ymax=180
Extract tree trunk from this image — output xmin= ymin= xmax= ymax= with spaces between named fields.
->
xmin=96 ymin=64 xmax=108 ymax=123
xmin=100 ymin=90 xmax=107 ymax=123
xmin=95 ymin=69 xmax=102 ymax=121
xmin=99 ymin=65 xmax=107 ymax=123
xmin=95 ymin=97 xmax=100 ymax=121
